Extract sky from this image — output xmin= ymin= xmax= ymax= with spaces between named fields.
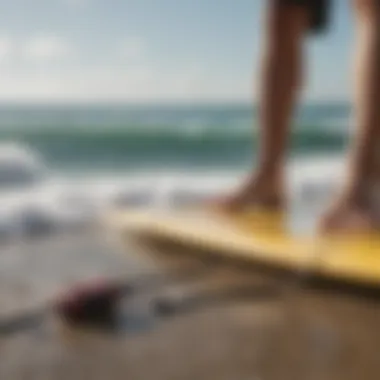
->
xmin=0 ymin=0 xmax=353 ymax=103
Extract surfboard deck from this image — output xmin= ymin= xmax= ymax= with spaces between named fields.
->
xmin=109 ymin=208 xmax=380 ymax=288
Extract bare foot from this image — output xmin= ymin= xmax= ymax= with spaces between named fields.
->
xmin=318 ymin=198 xmax=378 ymax=235
xmin=370 ymin=181 xmax=380 ymax=224
xmin=211 ymin=174 xmax=285 ymax=213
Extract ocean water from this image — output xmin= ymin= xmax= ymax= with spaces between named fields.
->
xmin=0 ymin=103 xmax=350 ymax=172
xmin=0 ymin=102 xmax=351 ymax=241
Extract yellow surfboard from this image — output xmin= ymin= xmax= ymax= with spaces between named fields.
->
xmin=109 ymin=208 xmax=380 ymax=288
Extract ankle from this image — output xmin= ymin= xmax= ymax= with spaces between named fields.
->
xmin=337 ymin=185 xmax=371 ymax=208
xmin=254 ymin=168 xmax=284 ymax=188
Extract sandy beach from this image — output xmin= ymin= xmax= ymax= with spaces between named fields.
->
xmin=0 ymin=0 xmax=369 ymax=376
xmin=0 ymin=225 xmax=379 ymax=380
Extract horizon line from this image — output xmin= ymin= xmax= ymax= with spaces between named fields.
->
xmin=0 ymin=99 xmax=352 ymax=107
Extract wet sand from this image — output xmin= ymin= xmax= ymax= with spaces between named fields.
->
xmin=1 ymin=228 xmax=380 ymax=380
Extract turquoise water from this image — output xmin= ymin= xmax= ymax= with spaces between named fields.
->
xmin=0 ymin=102 xmax=351 ymax=173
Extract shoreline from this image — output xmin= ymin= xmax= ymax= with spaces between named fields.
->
xmin=1 ymin=229 xmax=380 ymax=379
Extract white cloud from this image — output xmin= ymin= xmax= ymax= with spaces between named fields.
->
xmin=0 ymin=36 xmax=13 ymax=62
xmin=22 ymin=36 xmax=70 ymax=61
xmin=63 ymin=0 xmax=90 ymax=7
xmin=0 ymin=61 xmax=250 ymax=103
xmin=120 ymin=37 xmax=146 ymax=62
xmin=0 ymin=28 xmax=251 ymax=102
xmin=0 ymin=33 xmax=248 ymax=102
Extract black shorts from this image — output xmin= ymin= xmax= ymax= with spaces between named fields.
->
xmin=284 ymin=0 xmax=331 ymax=33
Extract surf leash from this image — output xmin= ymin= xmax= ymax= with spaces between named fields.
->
xmin=0 ymin=264 xmax=212 ymax=336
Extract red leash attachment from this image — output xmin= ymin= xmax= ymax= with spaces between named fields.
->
xmin=54 ymin=278 xmax=125 ymax=327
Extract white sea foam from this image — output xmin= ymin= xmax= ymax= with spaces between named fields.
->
xmin=0 ymin=142 xmax=343 ymax=245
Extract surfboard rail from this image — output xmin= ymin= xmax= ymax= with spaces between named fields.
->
xmin=108 ymin=209 xmax=380 ymax=289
